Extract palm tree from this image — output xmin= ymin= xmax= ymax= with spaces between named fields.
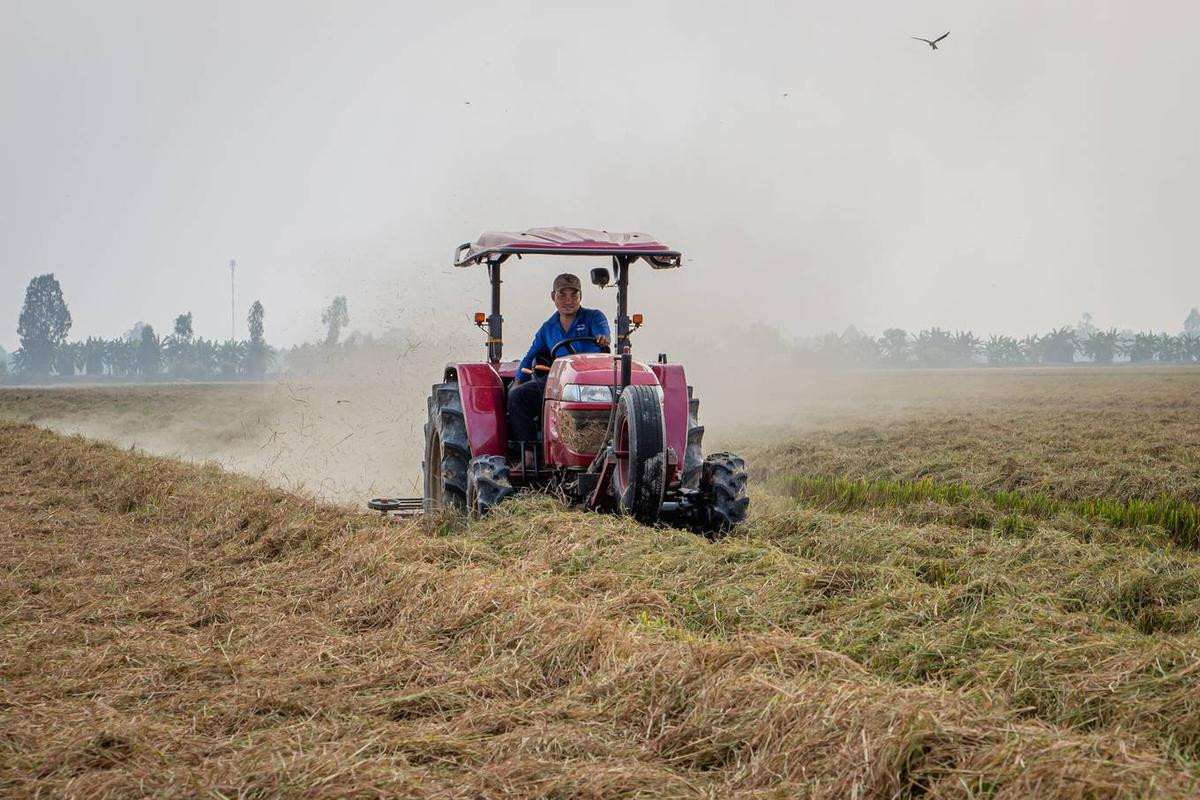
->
xmin=216 ymin=340 xmax=245 ymax=378
xmin=877 ymin=328 xmax=909 ymax=366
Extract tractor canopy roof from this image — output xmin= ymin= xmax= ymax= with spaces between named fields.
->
xmin=454 ymin=227 xmax=681 ymax=268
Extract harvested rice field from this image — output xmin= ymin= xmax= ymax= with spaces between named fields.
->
xmin=3 ymin=367 xmax=1200 ymax=797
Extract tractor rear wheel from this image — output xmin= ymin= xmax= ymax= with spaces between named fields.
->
xmin=697 ymin=452 xmax=750 ymax=537
xmin=467 ymin=455 xmax=515 ymax=517
xmin=611 ymin=384 xmax=667 ymax=524
xmin=423 ymin=382 xmax=469 ymax=513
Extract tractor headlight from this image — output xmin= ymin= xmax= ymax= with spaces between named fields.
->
xmin=561 ymin=384 xmax=614 ymax=403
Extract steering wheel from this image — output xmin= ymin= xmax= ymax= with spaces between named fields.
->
xmin=550 ymin=336 xmax=612 ymax=359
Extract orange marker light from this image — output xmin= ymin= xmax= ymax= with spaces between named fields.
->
xmin=632 ymin=313 xmax=644 ymax=326
xmin=474 ymin=312 xmax=486 ymax=324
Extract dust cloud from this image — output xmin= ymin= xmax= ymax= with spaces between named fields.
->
xmin=3 ymin=344 xmax=1077 ymax=507
xmin=0 ymin=338 xmax=470 ymax=505
xmin=5 ymin=381 xmax=420 ymax=505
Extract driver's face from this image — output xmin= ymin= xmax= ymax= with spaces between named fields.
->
xmin=552 ymin=286 xmax=581 ymax=316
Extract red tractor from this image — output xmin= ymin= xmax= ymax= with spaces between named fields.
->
xmin=373 ymin=227 xmax=748 ymax=536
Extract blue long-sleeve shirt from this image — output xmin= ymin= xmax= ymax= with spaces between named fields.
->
xmin=517 ymin=308 xmax=611 ymax=381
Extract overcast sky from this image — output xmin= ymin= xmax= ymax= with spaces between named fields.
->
xmin=3 ymin=0 xmax=1199 ymax=353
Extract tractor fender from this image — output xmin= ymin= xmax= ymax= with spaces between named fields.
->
xmin=650 ymin=363 xmax=688 ymax=487
xmin=452 ymin=362 xmax=507 ymax=458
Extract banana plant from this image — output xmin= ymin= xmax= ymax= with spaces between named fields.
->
xmin=984 ymin=335 xmax=1016 ymax=366
xmin=52 ymin=341 xmax=83 ymax=377
xmin=1081 ymin=329 xmax=1119 ymax=364
xmin=1040 ymin=327 xmax=1078 ymax=364
xmin=1019 ymin=334 xmax=1042 ymax=364
xmin=951 ymin=331 xmax=980 ymax=366
xmin=913 ymin=328 xmax=954 ymax=367
xmin=82 ymin=337 xmax=107 ymax=375
xmin=1127 ymin=332 xmax=1158 ymax=363
xmin=1155 ymin=333 xmax=1181 ymax=362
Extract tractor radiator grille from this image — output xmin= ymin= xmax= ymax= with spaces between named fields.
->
xmin=556 ymin=408 xmax=611 ymax=454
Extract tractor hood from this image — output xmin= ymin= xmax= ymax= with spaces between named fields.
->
xmin=545 ymin=354 xmax=660 ymax=393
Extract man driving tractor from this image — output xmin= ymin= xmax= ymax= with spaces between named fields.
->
xmin=365 ymin=227 xmax=748 ymax=534
xmin=507 ymin=272 xmax=611 ymax=443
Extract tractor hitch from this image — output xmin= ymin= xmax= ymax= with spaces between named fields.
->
xmin=367 ymin=497 xmax=424 ymax=517
xmin=658 ymin=488 xmax=713 ymax=533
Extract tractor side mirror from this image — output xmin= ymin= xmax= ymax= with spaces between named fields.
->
xmin=590 ymin=268 xmax=611 ymax=288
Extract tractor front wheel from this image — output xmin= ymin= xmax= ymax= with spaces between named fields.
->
xmin=611 ymin=384 xmax=667 ymax=524
xmin=696 ymin=452 xmax=750 ymax=537
xmin=466 ymin=455 xmax=515 ymax=517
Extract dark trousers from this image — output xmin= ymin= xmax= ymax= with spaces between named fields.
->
xmin=507 ymin=379 xmax=545 ymax=443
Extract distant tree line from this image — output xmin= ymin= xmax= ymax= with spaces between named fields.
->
xmin=788 ymin=314 xmax=1200 ymax=368
xmin=4 ymin=273 xmax=273 ymax=381
xmin=727 ymin=309 xmax=1200 ymax=369
xmin=6 ymin=275 xmax=1200 ymax=380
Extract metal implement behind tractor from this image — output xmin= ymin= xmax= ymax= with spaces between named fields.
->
xmin=370 ymin=227 xmax=749 ymax=536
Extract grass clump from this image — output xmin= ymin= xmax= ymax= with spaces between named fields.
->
xmin=777 ymin=474 xmax=1200 ymax=548
xmin=458 ymin=492 xmax=1200 ymax=762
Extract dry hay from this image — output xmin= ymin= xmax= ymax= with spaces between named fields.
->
xmin=554 ymin=407 xmax=611 ymax=454
xmin=3 ymin=423 xmax=1199 ymax=797
xmin=740 ymin=367 xmax=1200 ymax=503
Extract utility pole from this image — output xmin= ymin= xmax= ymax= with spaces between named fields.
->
xmin=229 ymin=259 xmax=236 ymax=341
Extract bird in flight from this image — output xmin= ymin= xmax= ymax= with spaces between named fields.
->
xmin=912 ymin=31 xmax=949 ymax=49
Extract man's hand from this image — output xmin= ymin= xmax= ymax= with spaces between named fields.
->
xmin=596 ymin=334 xmax=611 ymax=348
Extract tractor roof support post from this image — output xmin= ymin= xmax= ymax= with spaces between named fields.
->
xmin=487 ymin=259 xmax=503 ymax=364
xmin=615 ymin=255 xmax=632 ymax=388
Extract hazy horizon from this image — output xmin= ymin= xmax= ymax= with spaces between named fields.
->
xmin=4 ymin=1 xmax=1200 ymax=354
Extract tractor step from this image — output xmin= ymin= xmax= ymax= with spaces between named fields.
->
xmin=367 ymin=497 xmax=424 ymax=517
